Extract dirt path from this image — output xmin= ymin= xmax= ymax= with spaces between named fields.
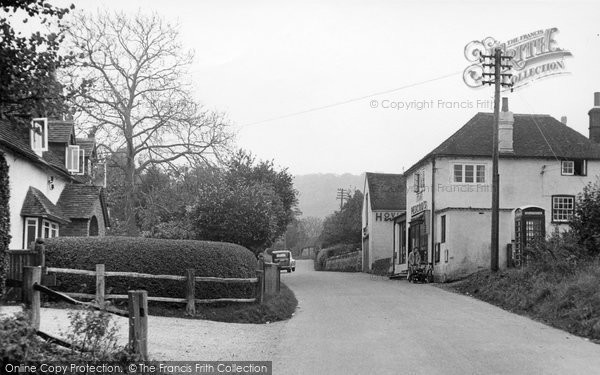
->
xmin=2 ymin=260 xmax=600 ymax=374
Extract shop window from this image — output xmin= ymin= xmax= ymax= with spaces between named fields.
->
xmin=552 ymin=195 xmax=575 ymax=223
xmin=561 ymin=160 xmax=586 ymax=176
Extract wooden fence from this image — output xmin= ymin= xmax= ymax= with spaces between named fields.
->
xmin=22 ymin=266 xmax=149 ymax=359
xmin=7 ymin=241 xmax=282 ymax=310
xmin=45 ymin=264 xmax=261 ymax=315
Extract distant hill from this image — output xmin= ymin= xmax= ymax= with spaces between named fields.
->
xmin=293 ymin=173 xmax=364 ymax=218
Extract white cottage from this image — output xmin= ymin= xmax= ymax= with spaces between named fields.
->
xmin=361 ymin=172 xmax=405 ymax=272
xmin=0 ymin=118 xmax=110 ymax=249
xmin=400 ymin=94 xmax=600 ymax=281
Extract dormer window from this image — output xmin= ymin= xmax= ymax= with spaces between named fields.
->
xmin=66 ymin=145 xmax=82 ymax=173
xmin=30 ymin=118 xmax=48 ymax=153
xmin=561 ymin=160 xmax=587 ymax=176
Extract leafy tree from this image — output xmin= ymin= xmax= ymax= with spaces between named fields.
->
xmin=225 ymin=150 xmax=298 ymax=241
xmin=0 ymin=153 xmax=10 ymax=296
xmin=0 ymin=0 xmax=74 ymax=123
xmin=570 ymin=179 xmax=600 ymax=257
xmin=65 ymin=10 xmax=232 ymax=235
xmin=320 ymin=190 xmax=363 ymax=248
xmin=188 ymin=174 xmax=284 ymax=254
xmin=283 ymin=216 xmax=323 ymax=254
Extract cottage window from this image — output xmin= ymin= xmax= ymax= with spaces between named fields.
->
xmin=561 ymin=160 xmax=586 ymax=176
xmin=24 ymin=217 xmax=38 ymax=248
xmin=42 ymin=220 xmax=59 ymax=238
xmin=76 ymin=149 xmax=86 ymax=175
xmin=453 ymin=165 xmax=462 ymax=183
xmin=440 ymin=215 xmax=446 ymax=243
xmin=476 ymin=165 xmax=485 ymax=183
xmin=552 ymin=195 xmax=575 ymax=223
xmin=30 ymin=118 xmax=48 ymax=153
xmin=453 ymin=164 xmax=486 ymax=184
xmin=414 ymin=170 xmax=426 ymax=193
xmin=66 ymin=145 xmax=81 ymax=173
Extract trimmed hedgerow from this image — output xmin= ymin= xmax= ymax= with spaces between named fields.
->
xmin=0 ymin=152 xmax=10 ymax=296
xmin=314 ymin=243 xmax=359 ymax=271
xmin=44 ymin=237 xmax=257 ymax=300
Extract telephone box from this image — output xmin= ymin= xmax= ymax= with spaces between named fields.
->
xmin=513 ymin=206 xmax=545 ymax=267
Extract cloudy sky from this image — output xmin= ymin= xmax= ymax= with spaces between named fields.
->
xmin=55 ymin=0 xmax=600 ymax=175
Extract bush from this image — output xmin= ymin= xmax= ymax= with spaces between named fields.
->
xmin=44 ymin=236 xmax=257 ymax=300
xmin=0 ymin=309 xmax=137 ymax=369
xmin=570 ymin=178 xmax=600 ymax=257
xmin=0 ymin=152 xmax=10 ymax=296
xmin=314 ymin=243 xmax=359 ymax=271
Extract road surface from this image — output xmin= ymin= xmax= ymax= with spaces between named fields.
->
xmin=2 ymin=260 xmax=599 ymax=374
xmin=270 ymin=260 xmax=600 ymax=375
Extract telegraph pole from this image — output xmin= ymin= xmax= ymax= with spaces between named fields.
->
xmin=336 ymin=188 xmax=350 ymax=210
xmin=481 ymin=47 xmax=513 ymax=272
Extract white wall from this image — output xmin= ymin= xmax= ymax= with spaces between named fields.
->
xmin=405 ymin=155 xmax=600 ymax=281
xmin=3 ymin=148 xmax=68 ymax=249
xmin=434 ymin=156 xmax=600 ymax=234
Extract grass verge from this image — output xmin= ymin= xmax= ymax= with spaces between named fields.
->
xmin=444 ymin=259 xmax=600 ymax=343
xmin=113 ymin=282 xmax=298 ymax=324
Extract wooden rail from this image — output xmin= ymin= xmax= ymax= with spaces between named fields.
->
xmin=22 ymin=266 xmax=148 ymax=360
xmin=45 ymin=264 xmax=263 ymax=315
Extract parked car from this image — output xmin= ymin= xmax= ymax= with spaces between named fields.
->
xmin=272 ymin=250 xmax=296 ymax=272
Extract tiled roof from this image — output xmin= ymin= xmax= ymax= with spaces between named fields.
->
xmin=366 ymin=172 xmax=406 ymax=211
xmin=48 ymin=120 xmax=74 ymax=143
xmin=76 ymin=138 xmax=96 ymax=156
xmin=0 ymin=121 xmax=72 ymax=178
xmin=57 ymin=184 xmax=103 ymax=219
xmin=20 ymin=187 xmax=70 ymax=224
xmin=408 ymin=113 xmax=600 ymax=173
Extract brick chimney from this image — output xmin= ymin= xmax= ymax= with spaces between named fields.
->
xmin=498 ymin=97 xmax=514 ymax=153
xmin=589 ymin=92 xmax=600 ymax=143
xmin=561 ymin=116 xmax=567 ymax=125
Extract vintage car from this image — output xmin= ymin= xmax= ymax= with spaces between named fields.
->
xmin=272 ymin=250 xmax=296 ymax=272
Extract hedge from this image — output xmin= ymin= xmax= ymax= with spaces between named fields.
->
xmin=43 ymin=237 xmax=257 ymax=300
xmin=314 ymin=243 xmax=360 ymax=271
xmin=0 ymin=152 xmax=10 ymax=296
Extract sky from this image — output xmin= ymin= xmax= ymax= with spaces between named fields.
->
xmin=51 ymin=0 xmax=600 ymax=175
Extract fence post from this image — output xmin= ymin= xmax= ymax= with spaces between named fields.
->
xmin=185 ymin=269 xmax=195 ymax=316
xmin=128 ymin=290 xmax=148 ymax=360
xmin=256 ymin=270 xmax=264 ymax=304
xmin=276 ymin=265 xmax=281 ymax=293
xmin=96 ymin=264 xmax=105 ymax=307
xmin=256 ymin=259 xmax=264 ymax=304
xmin=23 ymin=266 xmax=41 ymax=330
xmin=34 ymin=239 xmax=45 ymax=268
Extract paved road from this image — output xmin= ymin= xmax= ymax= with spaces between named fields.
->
xmin=2 ymin=260 xmax=599 ymax=374
xmin=271 ymin=260 xmax=600 ymax=375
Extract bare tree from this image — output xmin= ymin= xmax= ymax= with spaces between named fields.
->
xmin=63 ymin=10 xmax=233 ymax=235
